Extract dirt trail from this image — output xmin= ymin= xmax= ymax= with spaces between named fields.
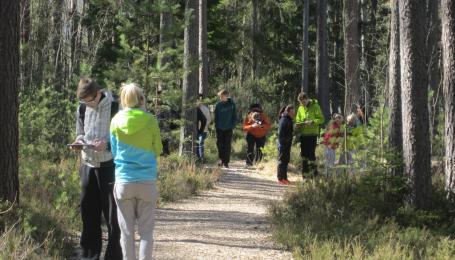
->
xmin=152 ymin=161 xmax=293 ymax=260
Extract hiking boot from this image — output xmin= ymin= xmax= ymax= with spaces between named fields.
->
xmin=283 ymin=179 xmax=290 ymax=185
xmin=278 ymin=179 xmax=289 ymax=185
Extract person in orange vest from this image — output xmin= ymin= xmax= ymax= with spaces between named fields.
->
xmin=243 ymin=104 xmax=271 ymax=166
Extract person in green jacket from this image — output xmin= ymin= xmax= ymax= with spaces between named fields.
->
xmin=214 ymin=89 xmax=237 ymax=168
xmin=295 ymin=92 xmax=325 ymax=176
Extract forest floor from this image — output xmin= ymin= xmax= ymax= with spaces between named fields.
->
xmin=151 ymin=160 xmax=294 ymax=259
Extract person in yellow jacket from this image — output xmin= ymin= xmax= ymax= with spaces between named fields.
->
xmin=339 ymin=113 xmax=365 ymax=166
xmin=295 ymin=92 xmax=325 ymax=176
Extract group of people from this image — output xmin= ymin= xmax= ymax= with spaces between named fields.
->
xmin=70 ymin=78 xmax=365 ymax=259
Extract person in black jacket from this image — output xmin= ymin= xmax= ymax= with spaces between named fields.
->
xmin=277 ymin=105 xmax=295 ymax=185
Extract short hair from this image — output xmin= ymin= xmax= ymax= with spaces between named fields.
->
xmin=120 ymin=83 xmax=145 ymax=108
xmin=297 ymin=92 xmax=309 ymax=102
xmin=218 ymin=89 xmax=229 ymax=96
xmin=77 ymin=78 xmax=101 ymax=99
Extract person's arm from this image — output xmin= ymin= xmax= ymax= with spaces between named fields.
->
xmin=151 ymin=117 xmax=163 ymax=156
xmin=295 ymin=106 xmax=304 ymax=125
xmin=75 ymin=106 xmax=85 ymax=142
xmin=214 ymin=103 xmax=219 ymax=129
xmin=312 ymin=103 xmax=325 ymax=125
xmin=243 ymin=116 xmax=252 ymax=131
xmin=197 ymin=107 xmax=207 ymax=133
xmin=231 ymin=101 xmax=237 ymax=128
xmin=110 ymin=130 xmax=117 ymax=158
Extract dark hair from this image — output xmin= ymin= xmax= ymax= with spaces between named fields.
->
xmin=77 ymin=78 xmax=101 ymax=99
xmin=249 ymin=103 xmax=262 ymax=112
xmin=278 ymin=105 xmax=294 ymax=118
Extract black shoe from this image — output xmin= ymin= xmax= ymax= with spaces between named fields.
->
xmin=224 ymin=163 xmax=229 ymax=168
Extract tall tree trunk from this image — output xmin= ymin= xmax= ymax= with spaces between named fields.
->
xmin=388 ymin=0 xmax=403 ymax=175
xmin=343 ymin=0 xmax=361 ymax=115
xmin=399 ymin=0 xmax=432 ymax=209
xmin=20 ymin=0 xmax=31 ymax=92
xmin=52 ymin=0 xmax=63 ymax=92
xmin=0 ymin=0 xmax=20 ymax=203
xmin=180 ymin=0 xmax=199 ymax=157
xmin=198 ymin=0 xmax=208 ymax=96
xmin=427 ymin=0 xmax=441 ymax=139
xmin=158 ymin=0 xmax=174 ymax=94
xmin=442 ymin=0 xmax=455 ymax=194
xmin=302 ymin=0 xmax=309 ymax=93
xmin=316 ymin=0 xmax=330 ymax=120
xmin=251 ymin=0 xmax=258 ymax=83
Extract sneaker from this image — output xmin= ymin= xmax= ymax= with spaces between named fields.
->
xmin=283 ymin=179 xmax=290 ymax=185
xmin=217 ymin=161 xmax=223 ymax=167
xmin=278 ymin=179 xmax=288 ymax=185
xmin=224 ymin=163 xmax=229 ymax=168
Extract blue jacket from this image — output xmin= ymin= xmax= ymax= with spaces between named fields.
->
xmin=110 ymin=108 xmax=163 ymax=183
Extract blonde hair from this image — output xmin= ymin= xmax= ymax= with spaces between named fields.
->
xmin=120 ymin=83 xmax=145 ymax=108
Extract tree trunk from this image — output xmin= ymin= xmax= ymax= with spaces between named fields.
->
xmin=388 ymin=0 xmax=402 ymax=175
xmin=316 ymin=0 xmax=330 ymax=120
xmin=251 ymin=0 xmax=258 ymax=81
xmin=198 ymin=0 xmax=208 ymax=96
xmin=180 ymin=0 xmax=199 ymax=157
xmin=427 ymin=0 xmax=441 ymax=139
xmin=343 ymin=0 xmax=361 ymax=115
xmin=20 ymin=0 xmax=31 ymax=92
xmin=302 ymin=0 xmax=309 ymax=93
xmin=399 ymin=0 xmax=432 ymax=209
xmin=442 ymin=0 xmax=455 ymax=194
xmin=158 ymin=0 xmax=174 ymax=94
xmin=0 ymin=0 xmax=20 ymax=203
xmin=52 ymin=0 xmax=63 ymax=92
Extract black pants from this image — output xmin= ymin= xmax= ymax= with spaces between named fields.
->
xmin=216 ymin=129 xmax=233 ymax=165
xmin=277 ymin=142 xmax=291 ymax=180
xmin=300 ymin=135 xmax=318 ymax=175
xmin=246 ymin=134 xmax=266 ymax=165
xmin=80 ymin=161 xmax=122 ymax=260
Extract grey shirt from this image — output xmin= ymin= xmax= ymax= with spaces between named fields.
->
xmin=76 ymin=90 xmax=113 ymax=167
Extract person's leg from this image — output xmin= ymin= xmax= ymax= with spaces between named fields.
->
xmin=216 ymin=129 xmax=224 ymax=164
xmin=307 ymin=136 xmax=318 ymax=176
xmin=97 ymin=164 xmax=122 ymax=260
xmin=324 ymin=147 xmax=335 ymax=176
xmin=277 ymin=143 xmax=291 ymax=180
xmin=80 ymin=165 xmax=102 ymax=260
xmin=199 ymin=132 xmax=207 ymax=162
xmin=300 ymin=136 xmax=310 ymax=174
xmin=255 ymin=136 xmax=266 ymax=163
xmin=113 ymin=183 xmax=136 ymax=260
xmin=136 ymin=182 xmax=158 ymax=260
xmin=246 ymin=134 xmax=255 ymax=166
xmin=224 ymin=129 xmax=233 ymax=166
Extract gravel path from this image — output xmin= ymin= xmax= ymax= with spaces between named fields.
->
xmin=152 ymin=161 xmax=293 ymax=260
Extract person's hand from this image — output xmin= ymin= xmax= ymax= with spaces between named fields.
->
xmin=70 ymin=140 xmax=84 ymax=151
xmin=304 ymin=120 xmax=313 ymax=125
xmin=251 ymin=123 xmax=259 ymax=128
xmin=92 ymin=139 xmax=107 ymax=152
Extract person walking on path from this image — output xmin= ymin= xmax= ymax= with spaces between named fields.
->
xmin=214 ymin=89 xmax=237 ymax=168
xmin=321 ymin=113 xmax=344 ymax=175
xmin=70 ymin=78 xmax=122 ymax=260
xmin=110 ymin=83 xmax=163 ymax=260
xmin=197 ymin=95 xmax=212 ymax=164
xmin=243 ymin=104 xmax=271 ymax=166
xmin=277 ymin=105 xmax=295 ymax=185
xmin=295 ymin=92 xmax=325 ymax=177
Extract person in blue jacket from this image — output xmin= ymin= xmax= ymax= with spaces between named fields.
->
xmin=277 ymin=105 xmax=295 ymax=185
xmin=214 ymin=89 xmax=237 ymax=168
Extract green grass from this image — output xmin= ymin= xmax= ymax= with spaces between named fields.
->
xmin=268 ymin=171 xmax=455 ymax=259
xmin=1 ymin=152 xmax=221 ymax=259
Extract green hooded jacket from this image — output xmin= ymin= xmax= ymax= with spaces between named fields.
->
xmin=295 ymin=99 xmax=325 ymax=136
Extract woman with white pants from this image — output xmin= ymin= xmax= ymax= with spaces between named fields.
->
xmin=110 ymin=83 xmax=163 ymax=260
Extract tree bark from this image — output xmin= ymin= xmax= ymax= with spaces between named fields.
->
xmin=399 ymin=0 xmax=432 ymax=209
xmin=316 ymin=0 xmax=330 ymax=120
xmin=388 ymin=0 xmax=403 ymax=175
xmin=302 ymin=0 xmax=309 ymax=93
xmin=180 ymin=0 xmax=199 ymax=157
xmin=426 ymin=0 xmax=441 ymax=139
xmin=252 ymin=0 xmax=258 ymax=80
xmin=0 ymin=0 xmax=20 ymax=203
xmin=198 ymin=0 xmax=208 ymax=96
xmin=442 ymin=0 xmax=455 ymax=194
xmin=52 ymin=0 xmax=63 ymax=92
xmin=20 ymin=0 xmax=31 ymax=92
xmin=343 ymin=0 xmax=361 ymax=115
xmin=158 ymin=0 xmax=174 ymax=94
